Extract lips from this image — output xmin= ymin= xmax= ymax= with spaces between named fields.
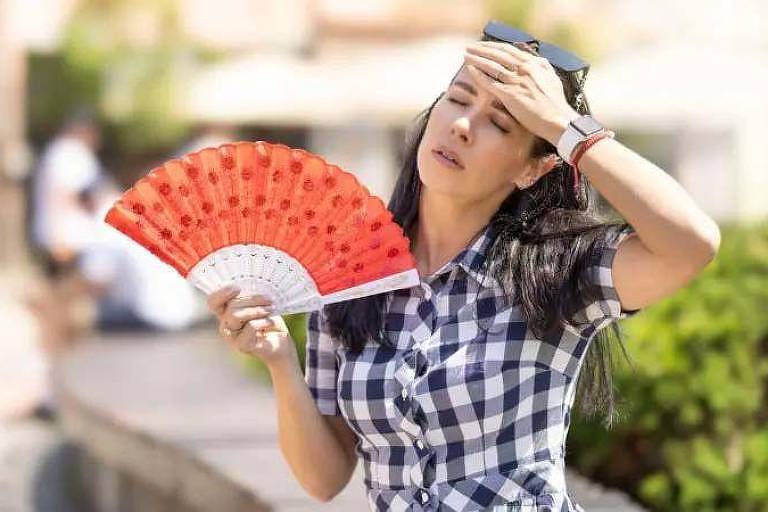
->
xmin=433 ymin=145 xmax=464 ymax=169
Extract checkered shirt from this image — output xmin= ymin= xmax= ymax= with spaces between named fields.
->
xmin=305 ymin=222 xmax=640 ymax=511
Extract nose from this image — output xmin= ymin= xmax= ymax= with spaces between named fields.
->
xmin=450 ymin=118 xmax=471 ymax=144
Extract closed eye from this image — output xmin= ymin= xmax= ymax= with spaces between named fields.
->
xmin=448 ymin=98 xmax=510 ymax=134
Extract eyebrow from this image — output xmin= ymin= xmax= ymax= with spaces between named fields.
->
xmin=450 ymin=80 xmax=516 ymax=120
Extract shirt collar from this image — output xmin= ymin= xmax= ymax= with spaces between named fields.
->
xmin=426 ymin=222 xmax=499 ymax=289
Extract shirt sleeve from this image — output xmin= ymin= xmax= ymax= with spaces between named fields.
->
xmin=304 ymin=307 xmax=342 ymax=416
xmin=568 ymin=224 xmax=642 ymax=330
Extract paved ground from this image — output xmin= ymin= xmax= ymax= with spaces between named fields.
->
xmin=0 ymin=416 xmax=88 ymax=512
xmin=0 ymin=269 xmax=49 ymax=423
xmin=0 ymin=268 xmax=88 ymax=512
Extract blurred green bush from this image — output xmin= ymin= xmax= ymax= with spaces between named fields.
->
xmin=27 ymin=0 xmax=224 ymax=160
xmin=568 ymin=220 xmax=768 ymax=511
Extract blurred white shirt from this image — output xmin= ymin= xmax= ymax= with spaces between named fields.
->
xmin=32 ymin=135 xmax=102 ymax=251
xmin=78 ymin=193 xmax=210 ymax=331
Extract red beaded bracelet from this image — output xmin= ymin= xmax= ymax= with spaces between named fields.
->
xmin=570 ymin=129 xmax=615 ymax=193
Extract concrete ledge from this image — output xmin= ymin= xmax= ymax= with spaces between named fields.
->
xmin=52 ymin=328 xmax=369 ymax=512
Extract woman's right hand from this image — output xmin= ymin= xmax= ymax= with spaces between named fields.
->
xmin=207 ymin=285 xmax=298 ymax=368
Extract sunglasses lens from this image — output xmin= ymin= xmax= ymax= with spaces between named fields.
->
xmin=538 ymin=42 xmax=588 ymax=72
xmin=482 ymin=21 xmax=534 ymax=45
xmin=481 ymin=21 xmax=589 ymax=76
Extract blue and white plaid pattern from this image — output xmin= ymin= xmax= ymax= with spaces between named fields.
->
xmin=305 ymin=223 xmax=640 ymax=511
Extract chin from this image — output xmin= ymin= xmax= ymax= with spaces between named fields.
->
xmin=417 ymin=167 xmax=474 ymax=201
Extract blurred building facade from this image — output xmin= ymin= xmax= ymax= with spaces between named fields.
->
xmin=1 ymin=0 xmax=766 ymax=270
xmin=174 ymin=0 xmax=488 ymax=199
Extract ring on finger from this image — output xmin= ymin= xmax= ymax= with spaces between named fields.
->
xmin=221 ymin=324 xmax=242 ymax=338
xmin=494 ymin=64 xmax=517 ymax=82
xmin=224 ymin=316 xmax=246 ymax=333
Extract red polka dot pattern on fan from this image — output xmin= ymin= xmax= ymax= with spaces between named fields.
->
xmin=103 ymin=140 xmax=420 ymax=314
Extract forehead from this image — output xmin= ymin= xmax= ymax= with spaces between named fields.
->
xmin=449 ymin=65 xmax=512 ymax=116
xmin=450 ymin=64 xmax=474 ymax=86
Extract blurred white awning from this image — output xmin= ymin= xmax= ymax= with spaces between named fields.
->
xmin=175 ymin=36 xmax=471 ymax=127
xmin=585 ymin=39 xmax=768 ymax=130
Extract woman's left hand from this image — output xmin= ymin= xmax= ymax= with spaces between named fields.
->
xmin=463 ymin=41 xmax=580 ymax=146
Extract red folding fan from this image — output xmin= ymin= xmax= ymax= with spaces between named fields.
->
xmin=104 ymin=140 xmax=420 ymax=315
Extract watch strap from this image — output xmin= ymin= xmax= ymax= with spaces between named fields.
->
xmin=556 ymin=115 xmax=606 ymax=165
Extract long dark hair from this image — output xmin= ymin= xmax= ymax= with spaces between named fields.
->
xmin=323 ymin=41 xmax=635 ymax=429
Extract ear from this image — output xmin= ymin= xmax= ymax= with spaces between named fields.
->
xmin=512 ymin=154 xmax=562 ymax=190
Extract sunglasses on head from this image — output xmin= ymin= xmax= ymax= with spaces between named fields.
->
xmin=481 ymin=20 xmax=590 ymax=86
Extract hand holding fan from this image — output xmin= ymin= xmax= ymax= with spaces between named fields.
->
xmin=104 ymin=141 xmax=420 ymax=315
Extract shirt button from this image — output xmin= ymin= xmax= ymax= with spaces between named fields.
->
xmin=416 ymin=439 xmax=425 ymax=450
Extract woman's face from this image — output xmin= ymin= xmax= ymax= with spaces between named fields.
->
xmin=417 ymin=64 xmax=541 ymax=205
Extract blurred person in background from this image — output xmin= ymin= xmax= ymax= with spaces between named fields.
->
xmin=23 ymin=162 xmax=210 ymax=421
xmin=29 ymin=107 xmax=104 ymax=279
xmin=19 ymin=107 xmax=105 ymax=420
xmin=76 ymin=179 xmax=210 ymax=333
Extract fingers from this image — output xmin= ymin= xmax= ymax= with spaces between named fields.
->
xmin=223 ymin=298 xmax=274 ymax=331
xmin=225 ymin=311 xmax=275 ymax=332
xmin=207 ymin=285 xmax=240 ymax=315
xmin=207 ymin=284 xmax=273 ymax=316
xmin=466 ymin=63 xmax=523 ymax=90
xmin=232 ymin=306 xmax=274 ymax=322
xmin=477 ymin=40 xmax=535 ymax=62
xmin=221 ymin=316 xmax=277 ymax=355
xmin=248 ymin=316 xmax=276 ymax=330
xmin=235 ymin=321 xmax=268 ymax=352
xmin=468 ymin=42 xmax=545 ymax=81
xmin=210 ymin=285 xmax=280 ymax=352
xmin=218 ymin=320 xmax=241 ymax=348
xmin=469 ymin=42 xmax=530 ymax=70
xmin=226 ymin=295 xmax=274 ymax=310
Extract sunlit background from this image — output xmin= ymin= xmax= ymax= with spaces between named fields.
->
xmin=1 ymin=1 xmax=766 ymax=511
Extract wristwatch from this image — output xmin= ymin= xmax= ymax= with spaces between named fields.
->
xmin=556 ymin=114 xmax=606 ymax=166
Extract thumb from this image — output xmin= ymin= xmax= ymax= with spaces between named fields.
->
xmin=267 ymin=314 xmax=289 ymax=333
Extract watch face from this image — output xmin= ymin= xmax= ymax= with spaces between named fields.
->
xmin=571 ymin=115 xmax=603 ymax=136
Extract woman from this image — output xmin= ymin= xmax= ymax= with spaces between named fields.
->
xmin=207 ymin=28 xmax=720 ymax=512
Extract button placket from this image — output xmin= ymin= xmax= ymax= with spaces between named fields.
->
xmin=407 ymin=434 xmax=435 ymax=488
xmin=413 ymin=295 xmax=436 ymax=345
xmin=408 ymin=456 xmax=425 ymax=487
xmin=395 ymin=344 xmax=435 ymax=491
xmin=420 ymin=281 xmax=433 ymax=301
xmin=391 ymin=349 xmax=421 ymax=437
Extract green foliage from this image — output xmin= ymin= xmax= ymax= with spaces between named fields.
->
xmin=484 ymin=1 xmax=594 ymax=69
xmin=568 ymin=220 xmax=768 ymax=511
xmin=27 ymin=0 xmax=221 ymax=155
xmin=484 ymin=0 xmax=537 ymax=29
